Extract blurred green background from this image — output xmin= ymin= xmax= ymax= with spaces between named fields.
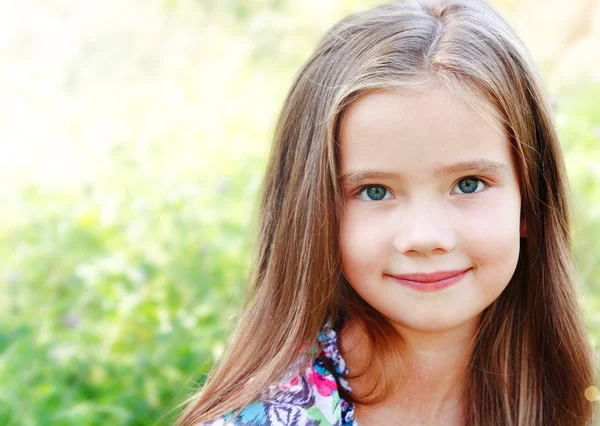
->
xmin=0 ymin=0 xmax=598 ymax=425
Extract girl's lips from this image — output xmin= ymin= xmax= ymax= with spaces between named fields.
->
xmin=389 ymin=268 xmax=472 ymax=283
xmin=388 ymin=268 xmax=472 ymax=292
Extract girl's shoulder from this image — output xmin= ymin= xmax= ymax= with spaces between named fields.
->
xmin=202 ymin=329 xmax=356 ymax=426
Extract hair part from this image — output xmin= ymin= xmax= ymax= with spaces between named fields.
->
xmin=177 ymin=1 xmax=598 ymax=424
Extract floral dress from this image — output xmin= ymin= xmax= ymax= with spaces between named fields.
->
xmin=201 ymin=329 xmax=357 ymax=426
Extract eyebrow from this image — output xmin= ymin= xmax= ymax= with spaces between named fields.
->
xmin=340 ymin=159 xmax=511 ymax=186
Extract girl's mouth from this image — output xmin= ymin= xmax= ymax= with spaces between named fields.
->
xmin=388 ymin=268 xmax=472 ymax=292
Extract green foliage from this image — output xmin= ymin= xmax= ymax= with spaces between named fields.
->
xmin=0 ymin=147 xmax=262 ymax=425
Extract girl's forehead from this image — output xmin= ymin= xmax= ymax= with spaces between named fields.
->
xmin=337 ymin=87 xmax=512 ymax=174
xmin=340 ymin=87 xmax=504 ymax=141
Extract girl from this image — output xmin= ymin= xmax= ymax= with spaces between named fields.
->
xmin=177 ymin=0 xmax=598 ymax=424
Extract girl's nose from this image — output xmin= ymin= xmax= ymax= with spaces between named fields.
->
xmin=392 ymin=200 xmax=457 ymax=256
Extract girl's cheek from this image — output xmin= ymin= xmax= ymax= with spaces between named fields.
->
xmin=341 ymin=212 xmax=378 ymax=249
xmin=456 ymin=194 xmax=521 ymax=252
xmin=340 ymin=208 xmax=385 ymax=263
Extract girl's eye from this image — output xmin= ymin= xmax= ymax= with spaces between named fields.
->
xmin=357 ymin=185 xmax=392 ymax=201
xmin=356 ymin=179 xmax=487 ymax=200
xmin=453 ymin=177 xmax=487 ymax=195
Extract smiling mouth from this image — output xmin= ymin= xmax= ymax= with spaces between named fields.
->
xmin=387 ymin=268 xmax=472 ymax=291
xmin=389 ymin=268 xmax=472 ymax=283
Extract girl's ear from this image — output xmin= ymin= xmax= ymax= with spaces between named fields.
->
xmin=520 ymin=220 xmax=527 ymax=238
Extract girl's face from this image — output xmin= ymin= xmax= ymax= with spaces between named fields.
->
xmin=339 ymin=87 xmax=523 ymax=333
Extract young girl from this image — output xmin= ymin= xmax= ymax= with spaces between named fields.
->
xmin=177 ymin=0 xmax=598 ymax=424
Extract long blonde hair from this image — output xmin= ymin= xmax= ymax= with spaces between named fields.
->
xmin=177 ymin=1 xmax=598 ymax=424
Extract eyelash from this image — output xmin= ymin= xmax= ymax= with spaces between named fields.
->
xmin=355 ymin=176 xmax=490 ymax=201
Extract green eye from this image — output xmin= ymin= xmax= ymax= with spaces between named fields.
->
xmin=455 ymin=177 xmax=484 ymax=194
xmin=358 ymin=185 xmax=389 ymax=201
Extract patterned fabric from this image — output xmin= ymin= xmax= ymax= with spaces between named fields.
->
xmin=201 ymin=329 xmax=356 ymax=426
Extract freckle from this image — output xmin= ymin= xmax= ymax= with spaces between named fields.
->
xmin=584 ymin=386 xmax=599 ymax=402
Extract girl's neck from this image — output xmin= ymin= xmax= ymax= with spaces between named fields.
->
xmin=339 ymin=316 xmax=481 ymax=425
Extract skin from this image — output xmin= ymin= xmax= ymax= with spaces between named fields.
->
xmin=337 ymin=86 xmax=524 ymax=425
